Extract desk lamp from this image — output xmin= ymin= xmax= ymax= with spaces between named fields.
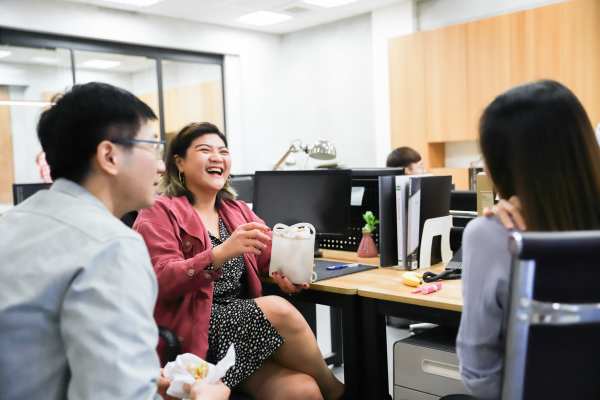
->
xmin=273 ymin=139 xmax=336 ymax=170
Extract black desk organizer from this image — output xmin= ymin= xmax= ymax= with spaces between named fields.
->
xmin=317 ymin=170 xmax=389 ymax=252
xmin=318 ymin=225 xmax=380 ymax=252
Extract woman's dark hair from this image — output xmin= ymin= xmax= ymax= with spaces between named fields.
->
xmin=386 ymin=146 xmax=422 ymax=168
xmin=37 ymin=82 xmax=156 ymax=183
xmin=162 ymin=122 xmax=236 ymax=204
xmin=479 ymin=80 xmax=600 ymax=231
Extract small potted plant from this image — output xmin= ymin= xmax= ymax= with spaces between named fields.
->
xmin=357 ymin=211 xmax=379 ymax=257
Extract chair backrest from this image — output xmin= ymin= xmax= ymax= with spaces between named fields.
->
xmin=502 ymin=231 xmax=600 ymax=400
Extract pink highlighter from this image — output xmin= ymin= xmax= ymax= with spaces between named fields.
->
xmin=411 ymin=282 xmax=442 ymax=295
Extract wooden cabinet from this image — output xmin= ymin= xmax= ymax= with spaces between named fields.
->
xmin=0 ymin=86 xmax=14 ymax=204
xmin=389 ymin=0 xmax=600 ymax=167
xmin=388 ymin=33 xmax=428 ymax=164
xmin=423 ymin=24 xmax=469 ymax=143
xmin=510 ymin=0 xmax=600 ymax=125
xmin=466 ymin=14 xmax=512 ymax=138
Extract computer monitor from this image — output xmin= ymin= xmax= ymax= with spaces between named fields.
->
xmin=450 ymin=190 xmax=476 ymax=212
xmin=12 ymin=183 xmax=51 ymax=205
xmin=252 ymin=170 xmax=352 ymax=236
xmin=230 ymin=174 xmax=254 ymax=204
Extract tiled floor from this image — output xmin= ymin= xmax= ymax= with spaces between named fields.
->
xmin=316 ymin=306 xmax=411 ymax=396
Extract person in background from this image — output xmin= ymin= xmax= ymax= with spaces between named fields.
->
xmin=0 ymin=82 xmax=228 ymax=400
xmin=35 ymin=150 xmax=53 ymax=183
xmin=386 ymin=146 xmax=425 ymax=174
xmin=457 ymin=80 xmax=600 ymax=399
xmin=134 ymin=122 xmax=345 ymax=400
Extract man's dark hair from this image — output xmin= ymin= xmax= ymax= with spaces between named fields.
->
xmin=386 ymin=146 xmax=422 ymax=168
xmin=37 ymin=82 xmax=157 ymax=183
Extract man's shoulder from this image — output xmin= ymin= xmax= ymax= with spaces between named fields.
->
xmin=10 ymin=189 xmax=141 ymax=244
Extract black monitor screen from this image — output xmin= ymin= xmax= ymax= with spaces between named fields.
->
xmin=253 ymin=170 xmax=352 ymax=236
xmin=230 ymin=174 xmax=254 ymax=204
xmin=13 ymin=183 xmax=51 ymax=205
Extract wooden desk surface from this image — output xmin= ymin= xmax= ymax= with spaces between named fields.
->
xmin=266 ymin=251 xmax=463 ymax=311
xmin=304 ymin=250 xmax=380 ymax=295
xmin=317 ymin=251 xmax=462 ymax=311
xmin=354 ymin=266 xmax=463 ymax=312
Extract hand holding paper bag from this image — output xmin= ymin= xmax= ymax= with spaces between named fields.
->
xmin=269 ymin=223 xmax=317 ymax=285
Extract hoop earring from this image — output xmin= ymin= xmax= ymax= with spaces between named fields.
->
xmin=178 ymin=171 xmax=185 ymax=186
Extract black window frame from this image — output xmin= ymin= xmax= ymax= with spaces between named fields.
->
xmin=0 ymin=28 xmax=226 ymax=141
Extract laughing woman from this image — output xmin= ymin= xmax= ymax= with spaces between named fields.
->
xmin=134 ymin=122 xmax=344 ymax=400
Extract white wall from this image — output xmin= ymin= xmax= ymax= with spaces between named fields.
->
xmin=371 ymin=1 xmax=416 ymax=167
xmin=264 ymin=14 xmax=375 ymax=172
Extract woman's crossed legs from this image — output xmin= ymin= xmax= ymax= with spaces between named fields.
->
xmin=240 ymin=296 xmax=344 ymax=400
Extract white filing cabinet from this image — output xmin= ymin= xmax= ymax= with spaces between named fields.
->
xmin=393 ymin=328 xmax=468 ymax=400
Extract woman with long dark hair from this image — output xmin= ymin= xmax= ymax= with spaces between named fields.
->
xmin=457 ymin=80 xmax=600 ymax=399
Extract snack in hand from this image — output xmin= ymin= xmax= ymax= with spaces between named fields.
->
xmin=164 ymin=345 xmax=236 ymax=399
xmin=186 ymin=360 xmax=209 ymax=380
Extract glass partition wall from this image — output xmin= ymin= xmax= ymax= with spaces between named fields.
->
xmin=0 ymin=29 xmax=224 ymax=206
xmin=0 ymin=45 xmax=72 ymax=204
xmin=161 ymin=60 xmax=224 ymax=142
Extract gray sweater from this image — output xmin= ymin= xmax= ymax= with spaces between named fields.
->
xmin=0 ymin=179 xmax=161 ymax=400
xmin=457 ymin=217 xmax=512 ymax=400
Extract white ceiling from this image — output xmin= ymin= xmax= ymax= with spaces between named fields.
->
xmin=66 ymin=0 xmax=405 ymax=34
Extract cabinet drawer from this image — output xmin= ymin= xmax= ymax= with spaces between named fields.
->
xmin=393 ymin=335 xmax=467 ymax=396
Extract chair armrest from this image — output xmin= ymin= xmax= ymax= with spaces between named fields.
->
xmin=158 ymin=326 xmax=181 ymax=363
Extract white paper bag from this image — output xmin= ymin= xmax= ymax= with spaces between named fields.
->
xmin=269 ymin=223 xmax=317 ymax=284
xmin=163 ymin=344 xmax=236 ymax=399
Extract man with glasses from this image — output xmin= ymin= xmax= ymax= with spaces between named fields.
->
xmin=0 ymin=82 xmax=228 ymax=400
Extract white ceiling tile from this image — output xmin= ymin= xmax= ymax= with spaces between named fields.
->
xmin=66 ymin=0 xmax=406 ymax=34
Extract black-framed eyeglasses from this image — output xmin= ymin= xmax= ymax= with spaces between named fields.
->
xmin=112 ymin=138 xmax=165 ymax=160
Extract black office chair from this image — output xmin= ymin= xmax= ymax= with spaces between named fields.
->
xmin=501 ymin=230 xmax=600 ymax=399
xmin=442 ymin=230 xmax=600 ymax=400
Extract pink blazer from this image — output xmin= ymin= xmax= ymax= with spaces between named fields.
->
xmin=134 ymin=195 xmax=271 ymax=364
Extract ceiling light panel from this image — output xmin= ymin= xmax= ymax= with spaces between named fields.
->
xmin=32 ymin=57 xmax=59 ymax=64
xmin=0 ymin=51 xmax=11 ymax=58
xmin=95 ymin=0 xmax=163 ymax=6
xmin=81 ymin=59 xmax=121 ymax=69
xmin=238 ymin=11 xmax=292 ymax=26
xmin=302 ymin=0 xmax=359 ymax=7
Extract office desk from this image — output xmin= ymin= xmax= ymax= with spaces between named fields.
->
xmin=356 ymin=266 xmax=463 ymax=399
xmin=264 ymin=256 xmax=464 ymax=399
xmin=262 ymin=251 xmax=378 ymax=400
